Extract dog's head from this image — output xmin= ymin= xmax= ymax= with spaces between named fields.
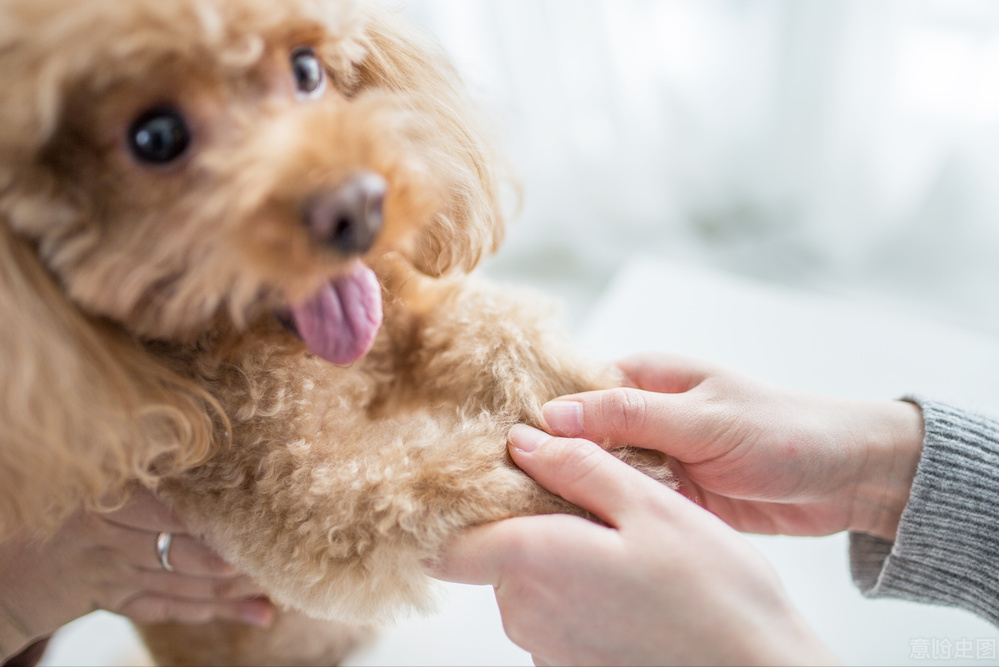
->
xmin=0 ymin=0 xmax=507 ymax=534
xmin=0 ymin=0 xmax=506 ymax=364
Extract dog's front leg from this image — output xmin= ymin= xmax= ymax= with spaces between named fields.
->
xmin=133 ymin=407 xmax=580 ymax=648
xmin=377 ymin=276 xmax=620 ymax=426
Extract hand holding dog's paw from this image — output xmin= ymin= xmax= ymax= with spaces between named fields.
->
xmin=541 ymin=353 xmax=925 ymax=541
xmin=432 ymin=426 xmax=838 ymax=666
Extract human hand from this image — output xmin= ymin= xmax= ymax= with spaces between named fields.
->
xmin=433 ymin=426 xmax=839 ymax=666
xmin=540 ymin=354 xmax=924 ymax=540
xmin=0 ymin=486 xmax=273 ymax=660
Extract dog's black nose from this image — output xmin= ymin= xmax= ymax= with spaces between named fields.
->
xmin=303 ymin=172 xmax=386 ymax=255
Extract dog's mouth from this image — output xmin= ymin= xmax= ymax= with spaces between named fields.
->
xmin=277 ymin=261 xmax=383 ymax=366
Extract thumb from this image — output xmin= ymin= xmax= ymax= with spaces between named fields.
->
xmin=506 ymin=424 xmax=673 ymax=526
xmin=541 ymin=387 xmax=688 ymax=453
xmin=428 ymin=515 xmax=537 ymax=585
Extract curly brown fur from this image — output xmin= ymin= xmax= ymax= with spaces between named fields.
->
xmin=0 ymin=0 xmax=670 ymax=664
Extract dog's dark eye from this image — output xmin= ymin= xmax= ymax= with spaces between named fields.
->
xmin=128 ymin=108 xmax=190 ymax=164
xmin=292 ymin=48 xmax=326 ymax=98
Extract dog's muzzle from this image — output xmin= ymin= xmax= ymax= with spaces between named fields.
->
xmin=303 ymin=171 xmax=386 ymax=255
xmin=277 ymin=171 xmax=387 ymax=366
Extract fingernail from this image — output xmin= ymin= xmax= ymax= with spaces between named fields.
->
xmin=508 ymin=424 xmax=549 ymax=452
xmin=238 ymin=601 xmax=275 ymax=628
xmin=543 ymin=401 xmax=583 ymax=437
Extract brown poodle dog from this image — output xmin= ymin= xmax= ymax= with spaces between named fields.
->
xmin=0 ymin=0 xmax=669 ymax=663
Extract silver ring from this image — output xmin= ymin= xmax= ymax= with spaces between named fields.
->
xmin=155 ymin=532 xmax=175 ymax=572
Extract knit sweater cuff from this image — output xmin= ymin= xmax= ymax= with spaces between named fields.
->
xmin=849 ymin=398 xmax=999 ymax=625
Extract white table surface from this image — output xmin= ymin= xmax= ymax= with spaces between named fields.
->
xmin=42 ymin=257 xmax=999 ymax=666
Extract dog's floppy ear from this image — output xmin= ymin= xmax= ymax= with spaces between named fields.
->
xmin=0 ymin=221 xmax=222 ymax=537
xmin=345 ymin=7 xmax=514 ymax=276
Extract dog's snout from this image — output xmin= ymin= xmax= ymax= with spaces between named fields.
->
xmin=304 ymin=172 xmax=387 ymax=255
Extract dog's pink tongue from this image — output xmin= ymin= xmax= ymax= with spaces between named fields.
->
xmin=290 ymin=264 xmax=382 ymax=366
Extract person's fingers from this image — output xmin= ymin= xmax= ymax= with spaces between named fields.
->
xmin=100 ymin=487 xmax=187 ymax=533
xmin=429 ymin=513 xmax=599 ymax=586
xmin=130 ymin=571 xmax=266 ymax=602
xmin=97 ymin=522 xmax=239 ymax=577
xmin=428 ymin=521 xmax=507 ymax=585
xmin=543 ymin=354 xmax=748 ymax=461
xmin=430 ymin=515 xmax=539 ymax=585
xmin=541 ymin=386 xmax=685 ymax=452
xmin=541 ymin=353 xmax=721 ymax=446
xmin=117 ymin=594 xmax=275 ymax=627
xmin=507 ymin=425 xmax=679 ymax=525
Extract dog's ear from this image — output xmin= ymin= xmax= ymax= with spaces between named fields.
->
xmin=344 ymin=7 xmax=515 ymax=276
xmin=0 ymin=221 xmax=222 ymax=537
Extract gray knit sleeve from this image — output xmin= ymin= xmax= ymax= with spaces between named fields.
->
xmin=849 ymin=398 xmax=999 ymax=625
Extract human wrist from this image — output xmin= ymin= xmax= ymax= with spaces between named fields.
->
xmin=847 ymin=400 xmax=924 ymax=541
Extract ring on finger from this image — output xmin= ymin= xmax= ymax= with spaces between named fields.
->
xmin=155 ymin=531 xmax=175 ymax=572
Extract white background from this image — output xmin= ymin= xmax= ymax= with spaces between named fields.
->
xmin=401 ymin=0 xmax=999 ymax=336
